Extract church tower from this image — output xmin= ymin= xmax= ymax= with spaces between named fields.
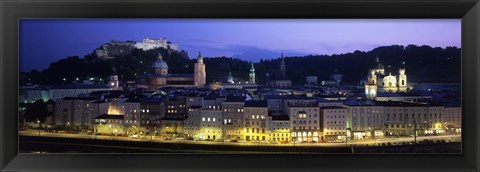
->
xmin=398 ymin=68 xmax=408 ymax=92
xmin=249 ymin=62 xmax=255 ymax=84
xmin=280 ymin=52 xmax=286 ymax=77
xmin=227 ymin=71 xmax=234 ymax=84
xmin=194 ymin=51 xmax=206 ymax=87
xmin=108 ymin=65 xmax=119 ymax=90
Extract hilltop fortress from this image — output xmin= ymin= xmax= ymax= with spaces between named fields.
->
xmin=95 ymin=37 xmax=188 ymax=59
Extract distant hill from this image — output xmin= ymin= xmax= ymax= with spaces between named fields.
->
xmin=22 ymin=45 xmax=460 ymax=86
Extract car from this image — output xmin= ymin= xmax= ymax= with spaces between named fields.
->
xmin=238 ymin=140 xmax=247 ymax=143
xmin=175 ymin=137 xmax=185 ymax=140
xmin=223 ymin=139 xmax=231 ymax=142
xmin=164 ymin=137 xmax=171 ymax=140
xmin=281 ymin=141 xmax=290 ymax=144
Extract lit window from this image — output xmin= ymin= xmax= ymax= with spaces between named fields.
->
xmin=208 ymin=118 xmax=211 ymax=122
xmin=202 ymin=117 xmax=205 ymax=121
xmin=213 ymin=118 xmax=216 ymax=122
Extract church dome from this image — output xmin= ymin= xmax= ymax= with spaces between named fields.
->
xmin=152 ymin=52 xmax=168 ymax=69
xmin=152 ymin=60 xmax=168 ymax=69
xmin=376 ymin=63 xmax=385 ymax=69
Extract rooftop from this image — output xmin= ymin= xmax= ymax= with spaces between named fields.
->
xmin=95 ymin=114 xmax=124 ymax=120
xmin=270 ymin=115 xmax=290 ymax=121
xmin=244 ymin=100 xmax=268 ymax=107
xmin=51 ymin=84 xmax=111 ymax=90
xmin=62 ymin=97 xmax=97 ymax=101
xmin=224 ymin=96 xmax=246 ymax=102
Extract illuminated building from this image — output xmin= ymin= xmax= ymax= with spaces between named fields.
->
xmin=286 ymin=97 xmax=320 ymax=142
xmin=443 ymin=106 xmax=462 ymax=133
xmin=94 ymin=114 xmax=125 ymax=135
xmin=321 ymin=106 xmax=348 ymax=142
xmin=144 ymin=52 xmax=206 ymax=89
xmin=184 ymin=106 xmax=202 ymax=139
xmin=193 ymin=52 xmax=206 ymax=87
xmin=345 ymin=105 xmax=385 ymax=140
xmin=134 ymin=37 xmax=180 ymax=51
xmin=199 ymin=109 xmax=223 ymax=140
xmin=364 ymin=56 xmax=411 ymax=99
xmin=243 ymin=100 xmax=269 ymax=141
xmin=166 ymin=96 xmax=187 ymax=118
xmin=268 ymin=115 xmax=291 ymax=142
xmin=249 ymin=62 xmax=256 ymax=84
xmin=108 ymin=65 xmax=120 ymax=90
xmin=54 ymin=97 xmax=98 ymax=131
xmin=123 ymin=97 xmax=142 ymax=135
xmin=222 ymin=96 xmax=246 ymax=140
xmin=159 ymin=117 xmax=184 ymax=138
xmin=140 ymin=98 xmax=165 ymax=136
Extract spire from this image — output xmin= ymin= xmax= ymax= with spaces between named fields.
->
xmin=227 ymin=71 xmax=234 ymax=83
xmin=280 ymin=53 xmax=286 ymax=77
xmin=157 ymin=52 xmax=163 ymax=61
xmin=376 ymin=56 xmax=379 ymax=63
xmin=197 ymin=51 xmax=203 ymax=61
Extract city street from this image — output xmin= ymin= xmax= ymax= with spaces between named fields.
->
xmin=19 ymin=129 xmax=461 ymax=147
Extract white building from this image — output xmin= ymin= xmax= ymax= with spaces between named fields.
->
xmin=199 ymin=109 xmax=223 ymax=140
xmin=268 ymin=115 xmax=291 ymax=142
xmin=321 ymin=107 xmax=348 ymax=141
xmin=134 ymin=37 xmax=180 ymax=51
xmin=243 ymin=101 xmax=269 ymax=141
xmin=364 ymin=57 xmax=411 ymax=99
xmin=345 ymin=105 xmax=385 ymax=139
xmin=54 ymin=97 xmax=104 ymax=131
xmin=184 ymin=106 xmax=202 ymax=139
xmin=285 ymin=98 xmax=320 ymax=142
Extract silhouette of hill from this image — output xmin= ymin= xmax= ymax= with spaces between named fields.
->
xmin=22 ymin=45 xmax=460 ymax=86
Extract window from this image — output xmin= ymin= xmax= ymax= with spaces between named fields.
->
xmin=213 ymin=118 xmax=216 ymax=122
xmin=202 ymin=117 xmax=205 ymax=121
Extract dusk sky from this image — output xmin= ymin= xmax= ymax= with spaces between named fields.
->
xmin=20 ymin=19 xmax=461 ymax=72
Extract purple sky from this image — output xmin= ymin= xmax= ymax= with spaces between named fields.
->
xmin=20 ymin=19 xmax=461 ymax=72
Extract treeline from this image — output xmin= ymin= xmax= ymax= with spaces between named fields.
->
xmin=22 ymin=45 xmax=461 ymax=86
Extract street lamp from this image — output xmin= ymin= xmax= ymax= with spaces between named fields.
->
xmin=37 ymin=120 xmax=41 ymax=136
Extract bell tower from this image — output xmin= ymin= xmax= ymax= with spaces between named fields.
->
xmin=249 ymin=62 xmax=255 ymax=84
xmin=194 ymin=51 xmax=206 ymax=87
xmin=398 ymin=68 xmax=407 ymax=92
xmin=108 ymin=65 xmax=119 ymax=90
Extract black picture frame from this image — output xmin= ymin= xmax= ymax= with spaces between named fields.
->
xmin=1 ymin=0 xmax=479 ymax=171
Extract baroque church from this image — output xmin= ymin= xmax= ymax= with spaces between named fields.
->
xmin=364 ymin=57 xmax=410 ymax=99
xmin=265 ymin=53 xmax=292 ymax=87
xmin=139 ymin=51 xmax=206 ymax=90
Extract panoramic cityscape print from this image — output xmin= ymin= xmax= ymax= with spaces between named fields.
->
xmin=19 ymin=19 xmax=461 ymax=153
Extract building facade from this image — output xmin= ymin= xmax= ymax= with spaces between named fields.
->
xmin=243 ymin=101 xmax=269 ymax=141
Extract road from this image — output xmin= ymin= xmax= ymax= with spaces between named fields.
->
xmin=19 ymin=129 xmax=461 ymax=147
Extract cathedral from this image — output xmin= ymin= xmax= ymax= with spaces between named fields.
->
xmin=141 ymin=51 xmax=206 ymax=90
xmin=364 ymin=57 xmax=409 ymax=99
